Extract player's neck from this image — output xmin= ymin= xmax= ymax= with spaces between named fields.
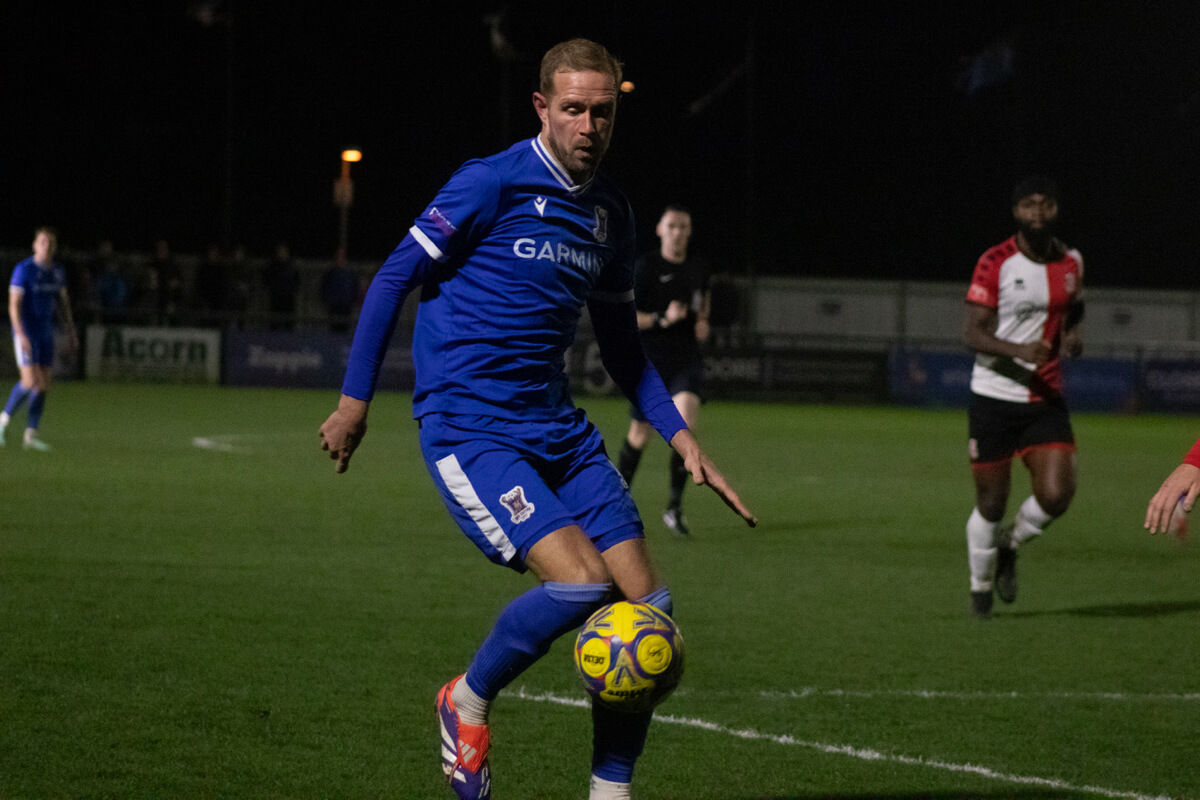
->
xmin=660 ymin=247 xmax=686 ymax=265
xmin=1015 ymin=232 xmax=1059 ymax=263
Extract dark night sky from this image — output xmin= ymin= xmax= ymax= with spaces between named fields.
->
xmin=4 ymin=2 xmax=1200 ymax=288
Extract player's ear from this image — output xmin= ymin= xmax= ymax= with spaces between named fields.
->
xmin=532 ymin=91 xmax=550 ymax=123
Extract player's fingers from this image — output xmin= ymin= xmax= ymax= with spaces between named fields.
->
xmin=1184 ymin=485 xmax=1200 ymax=512
xmin=705 ymin=473 xmax=757 ymax=527
xmin=1145 ymin=494 xmax=1167 ymax=533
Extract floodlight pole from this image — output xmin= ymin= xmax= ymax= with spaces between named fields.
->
xmin=333 ymin=149 xmax=361 ymax=254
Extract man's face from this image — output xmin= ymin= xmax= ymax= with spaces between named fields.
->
xmin=1013 ymin=193 xmax=1058 ymax=234
xmin=656 ymin=210 xmax=692 ymax=255
xmin=32 ymin=231 xmax=56 ymax=264
xmin=533 ymin=70 xmax=618 ymax=182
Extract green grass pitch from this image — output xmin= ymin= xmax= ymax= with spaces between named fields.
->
xmin=2 ymin=383 xmax=1198 ymax=799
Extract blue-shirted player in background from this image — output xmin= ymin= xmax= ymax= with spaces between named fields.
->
xmin=3 ymin=226 xmax=77 ymax=451
xmin=319 ymin=38 xmax=756 ymax=800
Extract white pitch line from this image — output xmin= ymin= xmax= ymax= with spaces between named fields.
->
xmin=761 ymin=687 xmax=1200 ymax=702
xmin=507 ymin=688 xmax=1181 ymax=800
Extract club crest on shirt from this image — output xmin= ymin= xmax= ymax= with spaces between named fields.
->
xmin=500 ymin=486 xmax=536 ymax=524
xmin=534 ymin=197 xmax=547 ymax=217
xmin=593 ymin=205 xmax=608 ymax=243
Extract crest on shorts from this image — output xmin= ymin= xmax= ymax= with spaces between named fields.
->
xmin=500 ymin=486 xmax=536 ymax=524
xmin=593 ymin=205 xmax=608 ymax=242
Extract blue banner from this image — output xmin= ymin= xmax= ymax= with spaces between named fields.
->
xmin=1141 ymin=359 xmax=1200 ymax=412
xmin=889 ymin=347 xmax=1138 ymax=412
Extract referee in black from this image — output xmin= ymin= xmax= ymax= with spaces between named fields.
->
xmin=617 ymin=204 xmax=711 ymax=536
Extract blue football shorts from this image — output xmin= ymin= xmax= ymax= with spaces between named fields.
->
xmin=13 ymin=328 xmax=54 ymax=368
xmin=418 ymin=409 xmax=644 ymax=572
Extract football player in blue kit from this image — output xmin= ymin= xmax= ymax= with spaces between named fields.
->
xmin=319 ymin=38 xmax=755 ymax=800
xmin=3 ymin=226 xmax=77 ymax=450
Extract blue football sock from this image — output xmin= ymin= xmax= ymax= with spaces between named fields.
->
xmin=591 ymin=586 xmax=674 ymax=784
xmin=4 ymin=383 xmax=31 ymax=416
xmin=26 ymin=390 xmax=45 ymax=430
xmin=464 ymin=581 xmax=611 ymax=701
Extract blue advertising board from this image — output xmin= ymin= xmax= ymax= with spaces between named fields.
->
xmin=889 ymin=347 xmax=1139 ymax=412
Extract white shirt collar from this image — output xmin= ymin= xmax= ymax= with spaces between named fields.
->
xmin=531 ymin=135 xmax=593 ymax=195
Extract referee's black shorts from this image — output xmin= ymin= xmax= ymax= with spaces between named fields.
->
xmin=630 ymin=359 xmax=704 ymax=422
xmin=968 ymin=392 xmax=1074 ymax=467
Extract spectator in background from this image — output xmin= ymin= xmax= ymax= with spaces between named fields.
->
xmin=263 ymin=242 xmax=300 ymax=330
xmin=320 ymin=245 xmax=359 ymax=332
xmin=194 ymin=243 xmax=229 ymax=327
xmin=68 ymin=242 xmax=99 ymax=329
xmin=92 ymin=241 xmax=130 ymax=324
xmin=148 ymin=239 xmax=185 ymax=326
xmin=227 ymin=244 xmax=252 ymax=329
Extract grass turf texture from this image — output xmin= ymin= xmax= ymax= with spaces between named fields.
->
xmin=2 ymin=383 xmax=1198 ymax=799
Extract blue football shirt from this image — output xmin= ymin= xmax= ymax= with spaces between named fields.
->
xmin=344 ymin=136 xmax=682 ymax=437
xmin=10 ymin=257 xmax=66 ymax=334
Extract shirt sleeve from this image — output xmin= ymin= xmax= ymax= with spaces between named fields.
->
xmin=341 ymin=160 xmax=504 ymax=401
xmin=1184 ymin=438 xmax=1200 ymax=469
xmin=966 ymin=251 xmax=1000 ymax=307
xmin=408 ymin=160 xmax=502 ymax=264
xmin=588 ymin=296 xmax=687 ymax=443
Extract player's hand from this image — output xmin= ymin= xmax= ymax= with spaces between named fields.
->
xmin=694 ymin=317 xmax=710 ymax=343
xmin=1018 ymin=339 xmax=1052 ymax=366
xmin=664 ymin=300 xmax=689 ymax=325
xmin=1062 ymin=328 xmax=1083 ymax=358
xmin=670 ymin=429 xmax=757 ymax=527
xmin=319 ymin=395 xmax=369 ymax=474
xmin=1145 ymin=462 xmax=1200 ymax=535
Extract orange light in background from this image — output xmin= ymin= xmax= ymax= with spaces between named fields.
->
xmin=341 ymin=149 xmax=363 ymax=163
xmin=620 ymin=81 xmax=635 ymax=93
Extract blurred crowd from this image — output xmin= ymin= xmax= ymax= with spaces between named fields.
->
xmin=56 ymin=238 xmax=368 ymax=332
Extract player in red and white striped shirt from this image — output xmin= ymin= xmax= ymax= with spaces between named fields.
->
xmin=962 ymin=176 xmax=1084 ymax=618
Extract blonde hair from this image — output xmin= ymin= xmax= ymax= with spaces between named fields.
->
xmin=539 ymin=38 xmax=622 ymax=96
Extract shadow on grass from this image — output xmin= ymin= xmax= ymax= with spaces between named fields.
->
xmin=1006 ymin=598 xmax=1200 ymax=618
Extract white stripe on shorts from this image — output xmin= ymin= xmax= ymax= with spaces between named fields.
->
xmin=435 ymin=453 xmax=518 ymax=563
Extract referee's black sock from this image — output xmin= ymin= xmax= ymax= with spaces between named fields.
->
xmin=668 ymin=450 xmax=687 ymax=510
xmin=617 ymin=439 xmax=642 ymax=486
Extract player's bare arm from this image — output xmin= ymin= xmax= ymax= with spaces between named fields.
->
xmin=694 ymin=290 xmax=712 ymax=343
xmin=1145 ymin=462 xmax=1200 ymax=534
xmin=963 ymin=302 xmax=1051 ymax=366
xmin=668 ymin=427 xmax=757 ymax=527
xmin=57 ymin=288 xmax=79 ymax=351
xmin=319 ymin=394 xmax=369 ymax=474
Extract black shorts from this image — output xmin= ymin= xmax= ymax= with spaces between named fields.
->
xmin=630 ymin=360 xmax=704 ymax=423
xmin=968 ymin=392 xmax=1074 ymax=466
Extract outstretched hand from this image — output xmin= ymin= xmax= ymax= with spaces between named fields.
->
xmin=1145 ymin=462 xmax=1200 ymax=536
xmin=319 ymin=395 xmax=369 ymax=474
xmin=670 ymin=429 xmax=757 ymax=527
